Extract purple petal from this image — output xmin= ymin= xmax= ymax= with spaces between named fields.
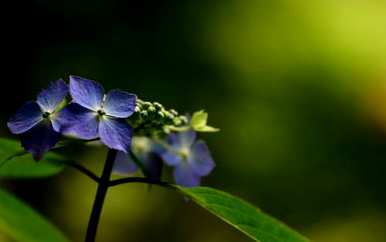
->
xmin=161 ymin=150 xmax=182 ymax=166
xmin=7 ymin=101 xmax=43 ymax=134
xmin=166 ymin=133 xmax=178 ymax=145
xmin=20 ymin=121 xmax=60 ymax=161
xmin=99 ymin=117 xmax=132 ymax=152
xmin=103 ymin=90 xmax=136 ymax=118
xmin=190 ymin=140 xmax=215 ymax=176
xmin=113 ymin=151 xmax=138 ymax=175
xmin=178 ymin=130 xmax=196 ymax=146
xmin=173 ymin=163 xmax=201 ymax=187
xmin=69 ymin=75 xmax=104 ymax=111
xmin=36 ymin=79 xmax=68 ymax=112
xmin=54 ymin=103 xmax=99 ymax=139
xmin=167 ymin=130 xmax=196 ymax=148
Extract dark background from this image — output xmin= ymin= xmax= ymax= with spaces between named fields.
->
xmin=2 ymin=1 xmax=386 ymax=241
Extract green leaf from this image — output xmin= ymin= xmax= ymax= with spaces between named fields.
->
xmin=0 ymin=188 xmax=69 ymax=242
xmin=0 ymin=138 xmax=65 ymax=178
xmin=191 ymin=110 xmax=219 ymax=132
xmin=177 ymin=186 xmax=310 ymax=242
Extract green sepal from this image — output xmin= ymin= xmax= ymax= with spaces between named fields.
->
xmin=191 ymin=110 xmax=220 ymax=132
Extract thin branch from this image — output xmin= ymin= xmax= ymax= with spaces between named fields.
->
xmin=51 ymin=138 xmax=101 ymax=152
xmin=63 ymin=161 xmax=100 ymax=183
xmin=128 ymin=150 xmax=150 ymax=177
xmin=109 ymin=177 xmax=172 ymax=188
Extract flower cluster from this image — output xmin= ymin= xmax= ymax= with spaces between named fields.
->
xmin=7 ymin=76 xmax=218 ymax=187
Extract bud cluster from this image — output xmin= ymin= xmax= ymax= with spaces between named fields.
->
xmin=129 ymin=99 xmax=188 ymax=137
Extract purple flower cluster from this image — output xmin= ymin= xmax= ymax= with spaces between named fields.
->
xmin=113 ymin=130 xmax=215 ymax=187
xmin=7 ymin=76 xmax=136 ymax=160
xmin=7 ymin=76 xmax=216 ymax=187
xmin=162 ymin=130 xmax=215 ymax=186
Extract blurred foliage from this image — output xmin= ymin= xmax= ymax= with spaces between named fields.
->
xmin=1 ymin=0 xmax=386 ymax=241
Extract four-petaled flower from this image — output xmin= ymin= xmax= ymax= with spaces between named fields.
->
xmin=113 ymin=136 xmax=164 ymax=181
xmin=7 ymin=79 xmax=68 ymax=160
xmin=161 ymin=130 xmax=215 ymax=187
xmin=56 ymin=76 xmax=136 ymax=153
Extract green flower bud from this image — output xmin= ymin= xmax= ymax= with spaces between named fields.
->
xmin=157 ymin=111 xmax=165 ymax=119
xmin=164 ymin=111 xmax=175 ymax=120
xmin=153 ymin=102 xmax=163 ymax=110
xmin=141 ymin=110 xmax=149 ymax=118
xmin=142 ymin=102 xmax=152 ymax=109
xmin=170 ymin=109 xmax=178 ymax=116
xmin=148 ymin=106 xmax=156 ymax=113
xmin=173 ymin=117 xmax=182 ymax=126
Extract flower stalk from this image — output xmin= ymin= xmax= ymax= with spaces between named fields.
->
xmin=85 ymin=149 xmax=117 ymax=242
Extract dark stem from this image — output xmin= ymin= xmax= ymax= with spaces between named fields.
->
xmin=85 ymin=149 xmax=117 ymax=242
xmin=64 ymin=161 xmax=100 ymax=183
xmin=129 ymin=150 xmax=149 ymax=176
xmin=109 ymin=177 xmax=172 ymax=188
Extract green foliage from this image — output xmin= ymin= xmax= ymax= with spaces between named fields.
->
xmin=191 ymin=110 xmax=219 ymax=132
xmin=0 ymin=138 xmax=65 ymax=178
xmin=177 ymin=186 xmax=309 ymax=242
xmin=0 ymin=188 xmax=69 ymax=242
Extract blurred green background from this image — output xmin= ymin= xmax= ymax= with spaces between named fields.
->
xmin=2 ymin=0 xmax=386 ymax=241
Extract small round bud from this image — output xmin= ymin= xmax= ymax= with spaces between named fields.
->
xmin=157 ymin=111 xmax=165 ymax=119
xmin=154 ymin=102 xmax=163 ymax=110
xmin=148 ymin=106 xmax=156 ymax=113
xmin=141 ymin=110 xmax=148 ymax=118
xmin=173 ymin=117 xmax=182 ymax=125
xmin=170 ymin=109 xmax=178 ymax=116
xmin=164 ymin=111 xmax=175 ymax=120
xmin=142 ymin=102 xmax=152 ymax=108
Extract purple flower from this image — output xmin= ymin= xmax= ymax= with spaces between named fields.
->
xmin=7 ymin=79 xmax=68 ymax=160
xmin=161 ymin=130 xmax=215 ymax=187
xmin=56 ymin=76 xmax=136 ymax=152
xmin=113 ymin=137 xmax=164 ymax=180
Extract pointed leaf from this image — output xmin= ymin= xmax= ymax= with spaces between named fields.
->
xmin=0 ymin=188 xmax=69 ymax=242
xmin=177 ymin=186 xmax=309 ymax=242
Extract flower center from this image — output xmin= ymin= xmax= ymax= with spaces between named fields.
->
xmin=42 ymin=112 xmax=51 ymax=119
xmin=134 ymin=138 xmax=149 ymax=154
xmin=97 ymin=109 xmax=106 ymax=116
xmin=179 ymin=147 xmax=190 ymax=160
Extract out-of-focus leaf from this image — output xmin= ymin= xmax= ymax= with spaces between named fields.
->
xmin=0 ymin=188 xmax=69 ymax=242
xmin=177 ymin=186 xmax=309 ymax=242
xmin=0 ymin=138 xmax=65 ymax=178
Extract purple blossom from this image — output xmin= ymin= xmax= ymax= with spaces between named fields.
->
xmin=161 ymin=130 xmax=215 ymax=187
xmin=56 ymin=76 xmax=136 ymax=153
xmin=113 ymin=137 xmax=164 ymax=180
xmin=7 ymin=79 xmax=68 ymax=160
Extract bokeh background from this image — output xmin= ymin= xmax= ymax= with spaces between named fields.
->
xmin=2 ymin=0 xmax=386 ymax=241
